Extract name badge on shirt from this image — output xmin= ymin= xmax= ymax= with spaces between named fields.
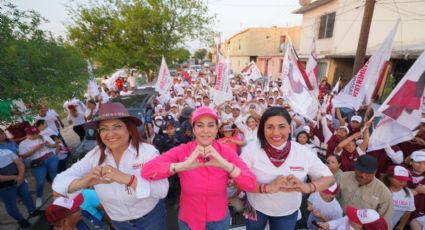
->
xmin=132 ymin=162 xmax=143 ymax=170
xmin=289 ymin=166 xmax=305 ymax=172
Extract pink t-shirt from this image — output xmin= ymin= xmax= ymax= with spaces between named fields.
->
xmin=218 ymin=136 xmax=239 ymax=153
xmin=141 ymin=141 xmax=256 ymax=230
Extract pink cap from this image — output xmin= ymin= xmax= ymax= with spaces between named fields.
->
xmin=386 ymin=165 xmax=411 ymax=182
xmin=191 ymin=106 xmax=218 ymax=124
xmin=346 ymin=206 xmax=387 ymax=230
xmin=25 ymin=126 xmax=39 ymax=135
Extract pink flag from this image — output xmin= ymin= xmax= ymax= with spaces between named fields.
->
xmin=332 ymin=20 xmax=399 ymax=110
xmin=281 ymin=39 xmax=319 ymax=121
xmin=155 ymin=56 xmax=172 ymax=95
xmin=368 ymin=50 xmax=425 ymax=151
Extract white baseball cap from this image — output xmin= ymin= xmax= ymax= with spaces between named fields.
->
xmin=322 ymin=183 xmax=339 ymax=195
xmin=346 ymin=206 xmax=387 ymax=229
xmin=338 ymin=125 xmax=349 ymax=134
xmin=411 ymin=150 xmax=425 ymax=162
xmin=351 ymin=115 xmax=362 ymax=123
xmin=387 ymin=165 xmax=411 ymax=181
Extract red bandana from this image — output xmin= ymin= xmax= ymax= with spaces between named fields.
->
xmin=264 ymin=141 xmax=292 ymax=167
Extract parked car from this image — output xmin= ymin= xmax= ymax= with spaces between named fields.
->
xmin=70 ymin=86 xmax=155 ymax=162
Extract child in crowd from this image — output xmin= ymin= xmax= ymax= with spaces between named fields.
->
xmin=218 ymin=124 xmax=245 ymax=153
xmin=50 ymin=135 xmax=70 ymax=174
xmin=407 ymin=151 xmax=425 ymax=230
xmin=318 ymin=206 xmax=388 ymax=230
xmin=307 ymin=183 xmax=343 ymax=229
xmin=383 ymin=165 xmax=415 ymax=229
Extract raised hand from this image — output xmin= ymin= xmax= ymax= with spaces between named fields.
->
xmin=203 ymin=145 xmax=231 ymax=170
xmin=181 ymin=145 xmax=205 ymax=170
xmin=80 ymin=166 xmax=110 ymax=187
xmin=279 ymin=174 xmax=310 ymax=193
xmin=266 ymin=175 xmax=291 ymax=193
xmin=101 ymin=165 xmax=131 ymax=185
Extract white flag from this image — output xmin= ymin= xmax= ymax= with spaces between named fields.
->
xmin=104 ymin=69 xmax=126 ymax=90
xmin=241 ymin=61 xmax=262 ymax=82
xmin=214 ymin=46 xmax=230 ymax=92
xmin=87 ymin=79 xmax=100 ymax=98
xmin=333 ymin=20 xmax=399 ymax=110
xmin=280 ymin=38 xmax=319 ymax=121
xmin=155 ymin=56 xmax=172 ymax=95
xmin=368 ymin=50 xmax=425 ymax=151
xmin=305 ymin=38 xmax=319 ymax=96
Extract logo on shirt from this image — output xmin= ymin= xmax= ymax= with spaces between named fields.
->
xmin=289 ymin=166 xmax=305 ymax=171
xmin=132 ymin=162 xmax=142 ymax=170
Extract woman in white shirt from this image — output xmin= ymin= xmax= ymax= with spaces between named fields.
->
xmin=240 ymin=106 xmax=335 ymax=229
xmin=52 ymin=103 xmax=169 ymax=229
xmin=383 ymin=165 xmax=416 ymax=229
xmin=66 ymin=104 xmax=86 ymax=142
xmin=19 ymin=126 xmax=59 ymax=208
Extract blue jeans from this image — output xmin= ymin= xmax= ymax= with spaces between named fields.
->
xmin=112 ymin=199 xmax=166 ymax=230
xmin=178 ymin=210 xmax=230 ymax=230
xmin=31 ymin=155 xmax=59 ymax=197
xmin=0 ymin=180 xmax=35 ymax=221
xmin=246 ymin=210 xmax=298 ymax=230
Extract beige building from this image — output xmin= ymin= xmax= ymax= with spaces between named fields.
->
xmin=293 ymin=0 xmax=425 ymax=90
xmin=219 ymin=26 xmax=301 ymax=80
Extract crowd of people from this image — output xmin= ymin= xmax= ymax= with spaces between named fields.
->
xmin=0 ymin=68 xmax=425 ymax=230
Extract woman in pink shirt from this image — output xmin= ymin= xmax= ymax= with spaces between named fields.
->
xmin=218 ymin=124 xmax=246 ymax=153
xmin=142 ymin=106 xmax=257 ymax=230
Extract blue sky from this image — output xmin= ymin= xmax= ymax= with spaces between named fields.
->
xmin=13 ymin=0 xmax=302 ymax=52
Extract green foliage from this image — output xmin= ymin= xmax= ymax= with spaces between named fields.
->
xmin=67 ymin=0 xmax=214 ymax=74
xmin=380 ymin=73 xmax=395 ymax=103
xmin=0 ymin=2 xmax=86 ymax=115
xmin=193 ymin=48 xmax=207 ymax=60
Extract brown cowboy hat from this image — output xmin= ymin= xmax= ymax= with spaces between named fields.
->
xmin=84 ymin=102 xmax=142 ymax=129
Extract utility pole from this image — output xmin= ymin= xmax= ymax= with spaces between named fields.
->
xmin=352 ymin=0 xmax=376 ymax=77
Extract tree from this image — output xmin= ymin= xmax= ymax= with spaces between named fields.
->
xmin=193 ymin=48 xmax=207 ymax=60
xmin=0 ymin=2 xmax=86 ymax=113
xmin=67 ymin=0 xmax=215 ymax=75
xmin=170 ymin=48 xmax=191 ymax=68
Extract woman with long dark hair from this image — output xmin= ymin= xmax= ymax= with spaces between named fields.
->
xmin=240 ymin=106 xmax=335 ymax=229
xmin=142 ymin=106 xmax=256 ymax=230
xmin=52 ymin=103 xmax=169 ymax=229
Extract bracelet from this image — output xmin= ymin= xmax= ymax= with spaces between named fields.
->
xmin=170 ymin=163 xmax=177 ymax=174
xmin=127 ymin=175 xmax=136 ymax=187
xmin=259 ymin=184 xmax=267 ymax=194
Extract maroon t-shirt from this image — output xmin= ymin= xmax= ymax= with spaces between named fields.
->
xmin=366 ymin=145 xmax=400 ymax=178
xmin=315 ymin=122 xmax=335 ymax=143
xmin=326 ymin=135 xmax=341 ymax=157
xmin=408 ymin=169 xmax=425 ymax=219
xmin=399 ymin=131 xmax=425 ymax=158
xmin=340 ymin=149 xmax=359 ymax=172
xmin=348 ymin=124 xmax=361 ymax=135
xmin=6 ymin=121 xmax=30 ymax=144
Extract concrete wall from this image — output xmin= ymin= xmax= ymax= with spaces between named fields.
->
xmin=299 ymin=0 xmax=425 ymax=56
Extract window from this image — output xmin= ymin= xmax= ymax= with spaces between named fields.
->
xmin=318 ymin=61 xmax=328 ymax=79
xmin=318 ymin=12 xmax=336 ymax=39
xmin=279 ymin=35 xmax=286 ymax=53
